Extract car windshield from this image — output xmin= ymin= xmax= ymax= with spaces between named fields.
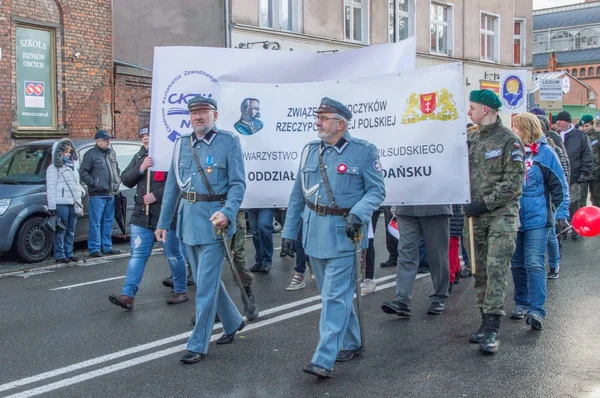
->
xmin=0 ymin=145 xmax=51 ymax=184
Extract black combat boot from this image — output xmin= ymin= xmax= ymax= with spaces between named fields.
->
xmin=480 ymin=314 xmax=501 ymax=354
xmin=243 ymin=285 xmax=259 ymax=321
xmin=469 ymin=309 xmax=485 ymax=343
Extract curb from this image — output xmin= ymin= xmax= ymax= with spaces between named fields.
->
xmin=0 ymin=248 xmax=164 ymax=279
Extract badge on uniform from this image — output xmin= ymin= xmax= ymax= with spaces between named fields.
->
xmin=485 ymin=149 xmax=503 ymax=159
xmin=373 ymin=159 xmax=382 ymax=172
xmin=591 ymin=139 xmax=599 ymax=146
xmin=207 ymin=156 xmax=213 ymax=173
xmin=337 ymin=164 xmax=348 ymax=173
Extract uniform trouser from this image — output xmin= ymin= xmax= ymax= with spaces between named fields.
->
xmin=310 ymin=255 xmax=361 ymax=371
xmin=394 ymin=215 xmax=450 ymax=305
xmin=186 ymin=242 xmax=243 ymax=354
xmin=569 ymin=183 xmax=585 ymax=220
xmin=589 ymin=179 xmax=600 ymax=206
xmin=231 ymin=211 xmax=254 ymax=287
xmin=383 ymin=207 xmax=398 ymax=261
xmin=472 ymin=215 xmax=518 ymax=316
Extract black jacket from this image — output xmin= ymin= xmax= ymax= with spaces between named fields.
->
xmin=449 ymin=204 xmax=464 ymax=237
xmin=563 ymin=127 xmax=594 ymax=183
xmin=121 ymin=146 xmax=176 ymax=230
xmin=79 ymin=145 xmax=121 ymax=196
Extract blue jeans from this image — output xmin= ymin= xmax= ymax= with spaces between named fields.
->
xmin=122 ymin=225 xmax=187 ymax=297
xmin=88 ymin=196 xmax=115 ymax=254
xmin=54 ymin=204 xmax=77 ymax=259
xmin=248 ymin=208 xmax=275 ymax=267
xmin=511 ymin=227 xmax=549 ymax=318
xmin=547 ymin=222 xmax=560 ymax=268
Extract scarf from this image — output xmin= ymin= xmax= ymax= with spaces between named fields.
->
xmin=524 ymin=142 xmax=539 ymax=155
xmin=63 ymin=155 xmax=75 ymax=170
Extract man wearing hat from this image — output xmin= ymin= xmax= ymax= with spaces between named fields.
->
xmin=155 ymin=95 xmax=247 ymax=364
xmin=464 ymin=89 xmax=525 ymax=354
xmin=280 ymin=97 xmax=385 ymax=378
xmin=108 ymin=123 xmax=189 ymax=310
xmin=79 ymin=130 xmax=122 ymax=257
xmin=577 ymin=115 xmax=600 ymax=207
xmin=554 ymin=111 xmax=594 ymax=239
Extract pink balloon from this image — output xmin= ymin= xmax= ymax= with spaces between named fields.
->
xmin=571 ymin=206 xmax=600 ymax=237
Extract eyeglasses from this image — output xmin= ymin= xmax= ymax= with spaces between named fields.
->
xmin=314 ymin=115 xmax=341 ymax=122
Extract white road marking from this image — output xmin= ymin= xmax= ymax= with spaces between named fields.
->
xmin=0 ymin=273 xmax=426 ymax=396
xmin=49 ymin=276 xmax=127 ymax=291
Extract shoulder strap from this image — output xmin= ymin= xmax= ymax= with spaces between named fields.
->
xmin=190 ymin=136 xmax=219 ymax=199
xmin=318 ymin=148 xmax=338 ymax=208
xmin=61 ymin=171 xmax=77 ymax=199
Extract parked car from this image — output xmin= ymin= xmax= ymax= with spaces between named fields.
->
xmin=0 ymin=139 xmax=142 ymax=263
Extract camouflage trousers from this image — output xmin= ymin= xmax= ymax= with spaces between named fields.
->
xmin=229 ymin=211 xmax=254 ymax=287
xmin=569 ymin=183 xmax=588 ymax=219
xmin=472 ymin=215 xmax=517 ymax=316
xmin=589 ymin=179 xmax=600 ymax=207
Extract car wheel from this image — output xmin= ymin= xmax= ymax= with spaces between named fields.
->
xmin=16 ymin=217 xmax=53 ymax=263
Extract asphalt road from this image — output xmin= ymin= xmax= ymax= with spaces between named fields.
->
xmin=0 ymin=224 xmax=599 ymax=398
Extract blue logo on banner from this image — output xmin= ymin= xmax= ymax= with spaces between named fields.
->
xmin=502 ymin=75 xmax=524 ymax=110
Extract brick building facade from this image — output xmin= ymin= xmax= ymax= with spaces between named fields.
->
xmin=0 ymin=0 xmax=113 ymax=154
xmin=113 ymin=63 xmax=152 ymax=141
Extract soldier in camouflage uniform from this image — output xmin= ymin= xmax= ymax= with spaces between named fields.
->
xmin=578 ymin=115 xmax=600 ymax=206
xmin=464 ymin=89 xmax=525 ymax=354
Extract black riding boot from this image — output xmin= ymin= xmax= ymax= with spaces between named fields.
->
xmin=480 ymin=314 xmax=501 ymax=354
xmin=469 ymin=308 xmax=485 ymax=343
xmin=243 ymin=285 xmax=259 ymax=321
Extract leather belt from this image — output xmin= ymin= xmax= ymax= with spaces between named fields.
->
xmin=306 ymin=201 xmax=351 ymax=216
xmin=181 ymin=192 xmax=226 ymax=203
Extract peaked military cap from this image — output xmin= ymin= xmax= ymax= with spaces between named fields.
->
xmin=469 ymin=89 xmax=502 ymax=111
xmin=187 ymin=95 xmax=217 ymax=111
xmin=580 ymin=114 xmax=594 ymax=125
xmin=316 ymin=97 xmax=352 ymax=120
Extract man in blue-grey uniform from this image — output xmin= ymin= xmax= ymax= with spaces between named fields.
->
xmin=155 ymin=95 xmax=246 ymax=364
xmin=281 ymin=97 xmax=386 ymax=378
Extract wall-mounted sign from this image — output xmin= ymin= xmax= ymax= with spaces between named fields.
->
xmin=16 ymin=26 xmax=56 ymax=130
xmin=500 ymin=70 xmax=528 ymax=113
xmin=562 ymin=76 xmax=571 ymax=94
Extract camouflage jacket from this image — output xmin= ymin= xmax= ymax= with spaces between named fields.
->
xmin=467 ymin=117 xmax=525 ymax=217
xmin=585 ymin=128 xmax=600 ymax=179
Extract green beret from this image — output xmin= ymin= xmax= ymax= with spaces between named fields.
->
xmin=469 ymin=89 xmax=502 ymax=111
xmin=187 ymin=95 xmax=217 ymax=111
xmin=316 ymin=97 xmax=352 ymax=120
xmin=580 ymin=114 xmax=594 ymax=125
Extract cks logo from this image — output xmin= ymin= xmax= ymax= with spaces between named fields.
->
xmin=160 ymin=70 xmax=218 ymax=142
xmin=25 ymin=81 xmax=44 ymax=96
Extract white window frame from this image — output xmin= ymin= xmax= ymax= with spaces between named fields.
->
xmin=388 ymin=0 xmax=415 ymax=43
xmin=480 ymin=11 xmax=500 ymax=63
xmin=344 ymin=0 xmax=370 ymax=44
xmin=513 ymin=18 xmax=526 ymax=66
xmin=429 ymin=1 xmax=454 ymax=56
xmin=259 ymin=0 xmax=303 ymax=33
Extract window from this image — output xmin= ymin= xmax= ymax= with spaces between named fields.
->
xmin=572 ymin=69 xmax=578 ymax=77
xmin=260 ymin=0 xmax=302 ymax=32
xmin=597 ymin=66 xmax=600 ymax=75
xmin=581 ymin=68 xmax=586 ymax=77
xmin=430 ymin=2 xmax=453 ymax=56
xmin=533 ymin=34 xmax=548 ymax=54
xmin=588 ymin=88 xmax=596 ymax=101
xmin=575 ymin=28 xmax=599 ymax=50
xmin=514 ymin=20 xmax=525 ymax=65
xmin=589 ymin=67 xmax=595 ymax=76
xmin=344 ymin=0 xmax=369 ymax=43
xmin=388 ymin=0 xmax=414 ymax=42
xmin=550 ymin=31 xmax=574 ymax=52
xmin=480 ymin=13 xmax=498 ymax=62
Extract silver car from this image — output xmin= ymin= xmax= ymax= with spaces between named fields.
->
xmin=0 ymin=139 xmax=142 ymax=263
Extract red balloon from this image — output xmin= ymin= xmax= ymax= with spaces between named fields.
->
xmin=571 ymin=206 xmax=600 ymax=237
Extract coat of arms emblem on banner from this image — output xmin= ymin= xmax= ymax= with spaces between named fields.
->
xmin=401 ymin=89 xmax=459 ymax=124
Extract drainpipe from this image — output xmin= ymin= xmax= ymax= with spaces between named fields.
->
xmin=225 ymin=0 xmax=231 ymax=48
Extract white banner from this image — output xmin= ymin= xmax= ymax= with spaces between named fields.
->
xmin=539 ymin=79 xmax=563 ymax=101
xmin=149 ymin=38 xmax=417 ymax=171
xmin=499 ymin=70 xmax=528 ymax=113
xmin=217 ymin=63 xmax=470 ymax=207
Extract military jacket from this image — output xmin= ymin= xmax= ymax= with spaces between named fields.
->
xmin=467 ymin=117 xmax=525 ymax=217
xmin=282 ymin=132 xmax=386 ymax=259
xmin=157 ymin=127 xmax=246 ymax=245
xmin=585 ymin=128 xmax=600 ymax=179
